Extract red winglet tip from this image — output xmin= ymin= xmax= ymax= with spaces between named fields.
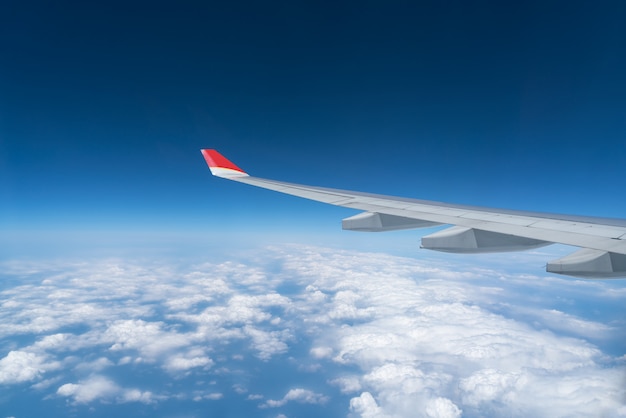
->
xmin=201 ymin=149 xmax=248 ymax=177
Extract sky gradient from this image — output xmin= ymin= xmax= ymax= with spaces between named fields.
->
xmin=1 ymin=2 xmax=625 ymax=417
xmin=2 ymin=1 xmax=626 ymax=241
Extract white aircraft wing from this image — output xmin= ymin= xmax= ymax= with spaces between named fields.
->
xmin=201 ymin=149 xmax=626 ymax=278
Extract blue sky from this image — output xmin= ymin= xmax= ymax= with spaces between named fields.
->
xmin=1 ymin=2 xmax=625 ymax=417
xmin=2 ymin=0 xmax=626 ymax=240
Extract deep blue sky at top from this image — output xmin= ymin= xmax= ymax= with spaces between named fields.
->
xmin=1 ymin=1 xmax=625 ymax=239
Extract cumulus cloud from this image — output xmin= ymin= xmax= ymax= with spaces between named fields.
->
xmin=57 ymin=376 xmax=120 ymax=403
xmin=0 ymin=351 xmax=51 ymax=384
xmin=310 ymin=346 xmax=333 ymax=359
xmin=104 ymin=319 xmax=191 ymax=357
xmin=121 ymin=388 xmax=156 ymax=403
xmin=277 ymin=246 xmax=626 ymax=417
xmin=56 ymin=375 xmax=156 ymax=404
xmin=349 ymin=392 xmax=387 ymax=418
xmin=0 ymin=245 xmax=624 ymax=417
xmin=243 ymin=325 xmax=291 ymax=360
xmin=459 ymin=368 xmax=521 ymax=405
xmin=425 ymin=397 xmax=462 ymax=418
xmin=262 ymin=388 xmax=329 ymax=408
xmin=163 ymin=351 xmax=214 ymax=373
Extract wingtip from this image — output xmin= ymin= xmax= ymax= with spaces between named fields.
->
xmin=201 ymin=149 xmax=249 ymax=178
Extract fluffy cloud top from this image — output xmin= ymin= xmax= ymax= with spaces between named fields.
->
xmin=0 ymin=351 xmax=51 ymax=384
xmin=57 ymin=375 xmax=155 ymax=404
xmin=263 ymin=388 xmax=329 ymax=408
xmin=0 ymin=245 xmax=624 ymax=416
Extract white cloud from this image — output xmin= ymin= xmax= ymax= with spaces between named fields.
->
xmin=1 ymin=245 xmax=624 ymax=417
xmin=163 ymin=353 xmax=213 ymax=372
xmin=193 ymin=392 xmax=223 ymax=401
xmin=33 ymin=333 xmax=69 ymax=350
xmin=120 ymin=388 xmax=156 ymax=403
xmin=233 ymin=383 xmax=247 ymax=394
xmin=0 ymin=350 xmax=58 ymax=384
xmin=552 ymin=307 xmax=617 ymax=335
xmin=57 ymin=376 xmax=119 ymax=403
xmin=105 ymin=319 xmax=191 ymax=358
xmin=277 ymin=246 xmax=626 ymax=417
xmin=310 ymin=346 xmax=333 ymax=359
xmin=425 ymin=397 xmax=462 ymax=418
xmin=243 ymin=325 xmax=291 ymax=360
xmin=262 ymin=388 xmax=329 ymax=408
xmin=56 ymin=376 xmax=156 ymax=404
xmin=330 ymin=376 xmax=362 ymax=393
xmin=349 ymin=392 xmax=387 ymax=418
xmin=459 ymin=368 xmax=521 ymax=405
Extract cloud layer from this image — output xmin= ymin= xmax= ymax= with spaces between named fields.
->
xmin=0 ymin=245 xmax=624 ymax=416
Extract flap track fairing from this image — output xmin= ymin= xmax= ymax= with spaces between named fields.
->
xmin=342 ymin=212 xmax=441 ymax=232
xmin=421 ymin=226 xmax=550 ymax=253
xmin=547 ymin=248 xmax=626 ymax=278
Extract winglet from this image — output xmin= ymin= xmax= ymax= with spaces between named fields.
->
xmin=201 ymin=149 xmax=249 ymax=178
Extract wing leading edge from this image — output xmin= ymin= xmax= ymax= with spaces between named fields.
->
xmin=201 ymin=149 xmax=626 ymax=279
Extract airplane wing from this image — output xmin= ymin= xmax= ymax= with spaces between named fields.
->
xmin=201 ymin=149 xmax=626 ymax=278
